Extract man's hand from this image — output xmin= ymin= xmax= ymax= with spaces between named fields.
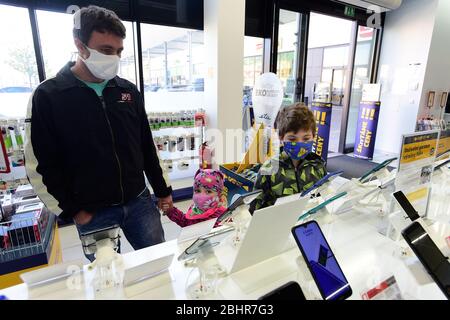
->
xmin=158 ymin=195 xmax=173 ymax=213
xmin=73 ymin=210 xmax=94 ymax=226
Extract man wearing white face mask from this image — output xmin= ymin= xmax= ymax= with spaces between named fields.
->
xmin=25 ymin=5 xmax=173 ymax=261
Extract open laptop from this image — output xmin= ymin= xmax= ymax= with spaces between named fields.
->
xmin=219 ymin=197 xmax=309 ymax=274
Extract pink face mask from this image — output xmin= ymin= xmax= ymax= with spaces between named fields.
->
xmin=193 ymin=193 xmax=220 ymax=211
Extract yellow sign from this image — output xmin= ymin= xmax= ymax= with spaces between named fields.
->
xmin=406 ymin=187 xmax=429 ymax=203
xmin=313 ymin=110 xmax=327 ymax=125
xmin=360 ymin=108 xmax=375 ymax=120
xmin=437 ymin=130 xmax=450 ymax=158
xmin=400 ymin=138 xmax=438 ymax=165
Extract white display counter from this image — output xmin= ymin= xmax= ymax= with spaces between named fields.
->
xmin=0 ymin=176 xmax=448 ymax=300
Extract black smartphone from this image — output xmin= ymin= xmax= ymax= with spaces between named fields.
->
xmin=401 ymin=221 xmax=450 ymax=299
xmin=258 ymin=281 xmax=306 ymax=300
xmin=291 ymin=221 xmax=352 ymax=300
xmin=393 ymin=191 xmax=420 ymax=221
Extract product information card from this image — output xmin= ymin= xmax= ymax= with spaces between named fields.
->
xmin=394 ymin=130 xmax=439 ymax=217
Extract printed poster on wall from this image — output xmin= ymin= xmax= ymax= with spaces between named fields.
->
xmin=394 ymin=130 xmax=439 ymax=217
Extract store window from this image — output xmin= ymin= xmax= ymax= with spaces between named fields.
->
xmin=277 ymin=9 xmax=306 ymax=105
xmin=37 ymin=10 xmax=137 ymax=84
xmin=117 ymin=21 xmax=137 ymax=85
xmin=139 ymin=24 xmax=205 ymax=183
xmin=36 ymin=10 xmax=76 ymax=79
xmin=304 ymin=12 xmax=354 ymax=153
xmin=243 ymin=36 xmax=263 ymax=107
xmin=140 ymin=24 xmax=204 ymax=112
xmin=345 ymin=26 xmax=377 ymax=149
xmin=0 ymin=5 xmax=38 ymax=119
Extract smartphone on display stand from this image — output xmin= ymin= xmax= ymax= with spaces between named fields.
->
xmin=300 ymin=171 xmax=344 ymax=197
xmin=258 ymin=281 xmax=306 ymax=300
xmin=434 ymin=158 xmax=450 ymax=171
xmin=177 ymin=225 xmax=235 ymax=261
xmin=291 ymin=221 xmax=352 ymax=300
xmin=359 ymin=157 xmax=397 ymax=183
xmin=79 ymin=224 xmax=121 ymax=256
xmin=297 ymin=191 xmax=347 ymax=221
xmin=401 ymin=221 xmax=450 ymax=299
xmin=217 ymin=189 xmax=262 ymax=223
xmin=393 ymin=191 xmax=420 ymax=221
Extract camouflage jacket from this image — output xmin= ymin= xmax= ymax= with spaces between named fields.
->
xmin=249 ymin=151 xmax=326 ymax=213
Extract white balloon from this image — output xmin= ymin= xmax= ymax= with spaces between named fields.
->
xmin=252 ymin=72 xmax=283 ymax=127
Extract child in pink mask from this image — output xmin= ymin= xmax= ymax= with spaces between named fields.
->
xmin=164 ymin=169 xmax=227 ymax=227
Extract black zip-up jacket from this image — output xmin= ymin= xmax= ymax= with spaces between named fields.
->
xmin=25 ymin=62 xmax=172 ymax=221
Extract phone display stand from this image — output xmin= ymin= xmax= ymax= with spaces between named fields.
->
xmin=313 ymin=207 xmax=335 ymax=225
xmin=222 ymin=205 xmax=252 ymax=247
xmin=185 ymin=245 xmax=225 ymax=300
xmin=294 ymin=254 xmax=322 ymax=300
xmin=296 ymin=197 xmax=334 ymax=226
xmin=87 ymin=238 xmax=124 ymax=299
xmin=428 ymin=167 xmax=450 ymax=222
xmin=403 ymin=257 xmax=436 ymax=287
xmin=309 ymin=181 xmax=336 ymax=200
xmin=301 ymin=197 xmax=323 ymax=214
xmin=333 ymin=180 xmax=378 ymax=215
xmin=360 ymin=167 xmax=394 ymax=185
xmin=362 ymin=182 xmax=395 ymax=235
xmin=382 ymin=208 xmax=413 ymax=242
xmin=373 ymin=167 xmax=394 ymax=184
xmin=20 ymin=260 xmax=85 ymax=299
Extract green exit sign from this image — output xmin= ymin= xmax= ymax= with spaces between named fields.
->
xmin=345 ymin=6 xmax=355 ymax=17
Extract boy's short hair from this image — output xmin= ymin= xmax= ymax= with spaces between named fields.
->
xmin=275 ymin=103 xmax=316 ymax=138
xmin=73 ymin=5 xmax=126 ymax=44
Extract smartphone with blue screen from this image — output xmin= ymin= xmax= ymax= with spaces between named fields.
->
xmin=291 ymin=221 xmax=352 ymax=300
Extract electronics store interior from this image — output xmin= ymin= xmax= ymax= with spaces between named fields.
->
xmin=0 ymin=0 xmax=449 ymax=301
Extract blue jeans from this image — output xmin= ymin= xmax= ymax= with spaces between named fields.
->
xmin=74 ymin=189 xmax=165 ymax=262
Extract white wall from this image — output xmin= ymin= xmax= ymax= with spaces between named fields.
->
xmin=375 ymin=0 xmax=438 ymax=154
xmin=418 ymin=0 xmax=450 ymax=120
xmin=204 ymin=0 xmax=245 ymax=166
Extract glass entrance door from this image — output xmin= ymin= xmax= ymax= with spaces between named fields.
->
xmin=275 ymin=9 xmax=308 ymax=106
xmin=271 ymin=7 xmax=381 ymax=156
xmin=304 ymin=12 xmax=355 ymax=154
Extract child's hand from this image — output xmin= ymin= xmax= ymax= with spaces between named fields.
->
xmin=160 ymin=204 xmax=170 ymax=215
xmin=158 ymin=195 xmax=173 ymax=214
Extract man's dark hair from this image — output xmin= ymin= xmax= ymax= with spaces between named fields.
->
xmin=275 ymin=103 xmax=316 ymax=138
xmin=73 ymin=5 xmax=126 ymax=44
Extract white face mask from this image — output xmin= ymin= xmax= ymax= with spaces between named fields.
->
xmin=80 ymin=45 xmax=120 ymax=80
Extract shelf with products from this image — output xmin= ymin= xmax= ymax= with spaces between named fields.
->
xmin=148 ymin=109 xmax=207 ymax=186
xmin=0 ymin=119 xmax=28 ymax=192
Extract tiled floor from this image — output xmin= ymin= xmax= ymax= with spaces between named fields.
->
xmin=59 ymin=200 xmax=192 ymax=263
xmin=328 ymin=149 xmax=400 ymax=168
